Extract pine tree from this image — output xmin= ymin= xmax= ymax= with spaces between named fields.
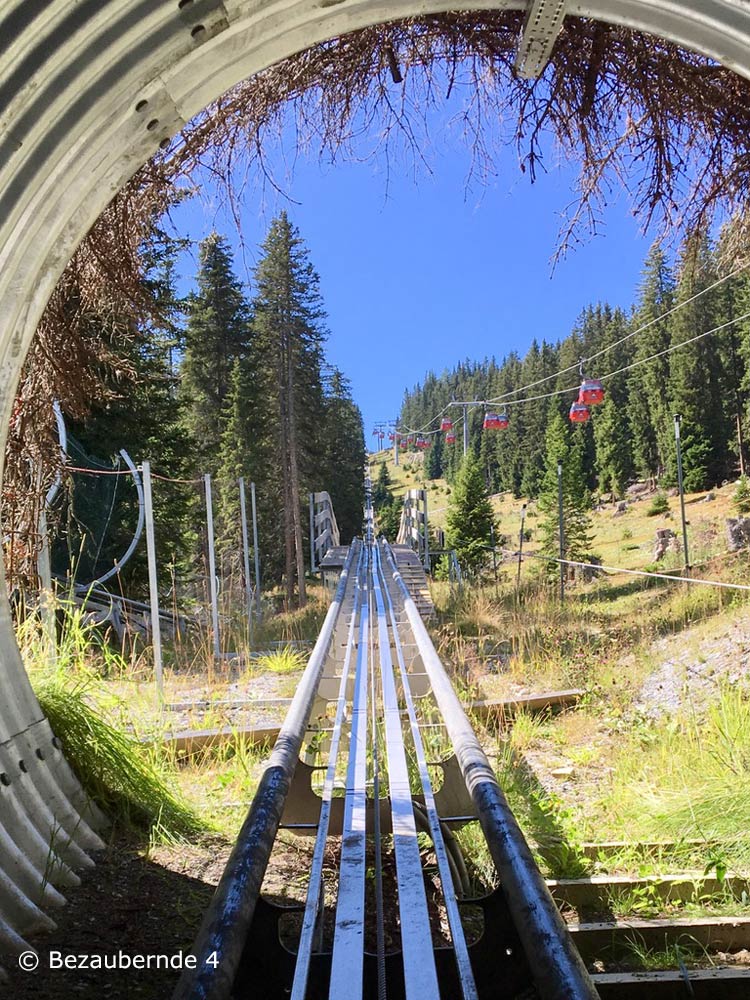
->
xmin=594 ymin=394 xmax=631 ymax=497
xmin=426 ymin=436 xmax=443 ymax=479
xmin=180 ymin=233 xmax=250 ymax=478
xmin=537 ymin=413 xmax=593 ymax=572
xmin=62 ymin=228 xmax=192 ymax=591
xmin=667 ymin=234 xmax=731 ymax=491
xmin=217 ymin=359 xmax=255 ymax=559
xmin=372 ymin=461 xmax=394 ymax=509
xmin=246 ymin=213 xmax=327 ymax=608
xmin=445 ymin=454 xmax=497 ymax=574
xmin=628 ymin=243 xmax=675 ymax=481
xmin=320 ymin=370 xmax=365 ymax=542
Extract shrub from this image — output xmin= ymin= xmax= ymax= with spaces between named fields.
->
xmin=646 ymin=491 xmax=670 ymax=516
xmin=732 ymin=475 xmax=750 ymax=516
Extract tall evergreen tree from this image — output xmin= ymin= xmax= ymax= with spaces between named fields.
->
xmin=321 ymin=370 xmax=365 ymax=542
xmin=445 ymin=454 xmax=497 ymax=574
xmin=627 ymin=242 xmax=675 ymax=481
xmin=537 ymin=413 xmax=593 ymax=570
xmin=246 ymin=212 xmax=327 ymax=608
xmin=180 ymin=233 xmax=250 ymax=478
xmin=667 ymin=234 xmax=731 ymax=490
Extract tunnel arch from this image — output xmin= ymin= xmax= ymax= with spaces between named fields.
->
xmin=1 ymin=0 xmax=750 ymax=955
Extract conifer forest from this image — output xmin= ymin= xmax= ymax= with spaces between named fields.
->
xmin=399 ymin=233 xmax=750 ymax=503
xmin=50 ymin=213 xmax=366 ymax=606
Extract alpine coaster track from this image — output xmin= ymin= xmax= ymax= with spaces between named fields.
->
xmin=173 ymin=486 xmax=597 ymax=1000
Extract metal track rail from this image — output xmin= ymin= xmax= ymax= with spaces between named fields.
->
xmin=174 ymin=495 xmax=598 ymax=1000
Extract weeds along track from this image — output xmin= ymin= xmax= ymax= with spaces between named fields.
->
xmin=171 ymin=523 xmax=750 ymax=999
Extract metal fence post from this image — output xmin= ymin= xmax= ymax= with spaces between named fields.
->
xmin=462 ymin=404 xmax=469 ymax=457
xmin=239 ymin=477 xmax=254 ymax=637
xmin=204 ymin=473 xmax=221 ymax=660
xmin=557 ymin=461 xmax=565 ymax=602
xmin=142 ymin=461 xmax=163 ymax=698
xmin=310 ymin=493 xmax=316 ymax=574
xmin=37 ymin=508 xmax=56 ymax=664
xmin=422 ymin=489 xmax=430 ymax=571
xmin=516 ymin=503 xmax=527 ymax=598
xmin=251 ymin=480 xmax=262 ymax=619
xmin=674 ymin=414 xmax=691 ymax=572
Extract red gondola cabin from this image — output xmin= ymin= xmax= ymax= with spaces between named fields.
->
xmin=578 ymin=378 xmax=605 ymax=406
xmin=440 ymin=417 xmax=453 ymax=432
xmin=483 ymin=412 xmax=506 ymax=430
xmin=569 ymin=400 xmax=590 ymax=423
xmin=446 ymin=432 xmax=456 ymax=445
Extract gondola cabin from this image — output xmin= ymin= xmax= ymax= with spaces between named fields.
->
xmin=578 ymin=378 xmax=605 ymax=405
xmin=440 ymin=417 xmax=453 ymax=432
xmin=445 ymin=432 xmax=456 ymax=445
xmin=416 ymin=437 xmax=429 ymax=450
xmin=569 ymin=400 xmax=591 ymax=423
xmin=483 ymin=412 xmax=505 ymax=431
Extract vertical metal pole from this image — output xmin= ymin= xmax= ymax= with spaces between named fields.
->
xmin=557 ymin=461 xmax=565 ymax=602
xmin=462 ymin=404 xmax=469 ymax=457
xmin=422 ymin=489 xmax=430 ymax=571
xmin=204 ymin=473 xmax=221 ymax=659
xmin=309 ymin=493 xmax=316 ymax=574
xmin=251 ymin=480 xmax=262 ymax=618
xmin=37 ymin=508 xmax=56 ymax=664
xmin=142 ymin=461 xmax=163 ymax=698
xmin=674 ymin=414 xmax=691 ymax=571
xmin=394 ymin=431 xmax=399 ymax=468
xmin=516 ymin=503 xmax=527 ymax=597
xmin=239 ymin=478 xmax=254 ymax=635
xmin=490 ymin=524 xmax=498 ymax=588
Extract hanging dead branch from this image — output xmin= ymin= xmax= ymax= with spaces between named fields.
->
xmin=7 ymin=12 xmax=750 ymax=582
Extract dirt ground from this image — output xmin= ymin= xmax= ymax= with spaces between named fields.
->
xmin=0 ymin=834 xmax=232 ymax=999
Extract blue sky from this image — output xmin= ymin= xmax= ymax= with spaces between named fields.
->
xmin=169 ymin=122 xmax=656 ymax=438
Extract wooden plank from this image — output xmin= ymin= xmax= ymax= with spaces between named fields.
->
xmin=163 ymin=726 xmax=280 ymax=754
xmin=469 ymin=689 xmax=584 ymax=717
xmin=593 ymin=967 xmax=750 ymax=999
xmin=569 ymin=916 xmax=750 ymax=959
xmin=548 ymin=873 xmax=750 ymax=909
xmin=581 ymin=838 xmax=732 ymax=860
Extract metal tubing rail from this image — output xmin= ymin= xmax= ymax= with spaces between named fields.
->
xmin=371 ymin=544 xmax=440 ymax=998
xmin=373 ymin=542 xmax=478 ymax=999
xmin=290 ymin=544 xmax=365 ymax=1000
xmin=380 ymin=539 xmax=600 ymax=1000
xmin=328 ymin=549 xmax=371 ymax=997
xmin=172 ymin=541 xmax=360 ymax=1000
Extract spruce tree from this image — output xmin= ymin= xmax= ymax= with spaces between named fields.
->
xmin=593 ymin=394 xmax=630 ymax=498
xmin=180 ymin=233 xmax=250 ymax=478
xmin=629 ymin=243 xmax=675 ymax=480
xmin=667 ymin=234 xmax=731 ymax=490
xmin=445 ymin=454 xmax=497 ymax=575
xmin=320 ymin=370 xmax=365 ymax=542
xmin=64 ymin=228 xmax=192 ymax=591
xmin=537 ymin=413 xmax=593 ymax=572
xmin=373 ymin=461 xmax=395 ymax=510
xmin=246 ymin=212 xmax=327 ymax=608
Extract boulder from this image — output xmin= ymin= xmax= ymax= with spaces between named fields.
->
xmin=726 ymin=517 xmax=750 ymax=552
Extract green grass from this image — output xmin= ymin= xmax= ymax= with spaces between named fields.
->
xmin=39 ymin=678 xmax=202 ymax=842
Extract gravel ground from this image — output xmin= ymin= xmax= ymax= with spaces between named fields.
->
xmin=634 ymin=608 xmax=750 ymax=719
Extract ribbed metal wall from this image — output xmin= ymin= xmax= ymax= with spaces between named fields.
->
xmin=0 ymin=0 xmax=748 ymax=971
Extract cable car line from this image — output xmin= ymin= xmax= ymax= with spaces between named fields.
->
xmin=390 ymin=262 xmax=750 ymax=441
xmin=391 ymin=306 xmax=750 ymax=440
